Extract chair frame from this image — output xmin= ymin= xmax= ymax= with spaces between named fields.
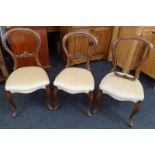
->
xmin=93 ymin=35 xmax=153 ymax=127
xmin=0 ymin=47 xmax=9 ymax=81
xmin=53 ymin=31 xmax=97 ymax=116
xmin=2 ymin=28 xmax=52 ymax=117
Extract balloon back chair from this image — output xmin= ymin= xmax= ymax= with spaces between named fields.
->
xmin=93 ymin=36 xmax=153 ymax=127
xmin=2 ymin=28 xmax=52 ymax=117
xmin=53 ymin=31 xmax=98 ymax=116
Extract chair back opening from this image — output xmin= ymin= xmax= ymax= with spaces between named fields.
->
xmin=2 ymin=28 xmax=42 ymax=70
xmin=62 ymin=31 xmax=98 ymax=71
xmin=111 ymin=35 xmax=153 ymax=79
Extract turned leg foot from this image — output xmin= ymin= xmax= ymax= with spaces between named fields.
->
xmin=128 ymin=101 xmax=142 ymax=128
xmin=45 ymin=85 xmax=52 ymax=110
xmin=53 ymin=86 xmax=60 ymax=110
xmin=86 ymin=91 xmax=94 ymax=117
xmin=93 ymin=90 xmax=103 ymax=114
xmin=6 ymin=91 xmax=17 ymax=118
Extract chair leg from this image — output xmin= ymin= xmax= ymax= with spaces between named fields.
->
xmin=45 ymin=85 xmax=52 ymax=110
xmin=86 ymin=91 xmax=94 ymax=117
xmin=93 ymin=90 xmax=103 ymax=114
xmin=6 ymin=91 xmax=17 ymax=117
xmin=128 ymin=101 xmax=142 ymax=127
xmin=53 ymin=86 xmax=60 ymax=110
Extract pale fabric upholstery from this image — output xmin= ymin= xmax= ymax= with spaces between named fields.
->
xmin=5 ymin=66 xmax=50 ymax=94
xmin=99 ymin=72 xmax=144 ymax=103
xmin=53 ymin=67 xmax=95 ymax=94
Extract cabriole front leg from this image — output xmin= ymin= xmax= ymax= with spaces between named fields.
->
xmin=45 ymin=85 xmax=52 ymax=110
xmin=6 ymin=91 xmax=17 ymax=117
xmin=93 ymin=90 xmax=103 ymax=114
xmin=128 ymin=101 xmax=142 ymax=128
xmin=53 ymin=86 xmax=60 ymax=110
xmin=86 ymin=91 xmax=94 ymax=117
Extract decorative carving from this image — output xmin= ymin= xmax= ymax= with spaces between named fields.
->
xmin=2 ymin=28 xmax=42 ymax=69
xmin=114 ymin=71 xmax=135 ymax=81
xmin=71 ymin=52 xmax=86 ymax=59
xmin=15 ymin=51 xmax=34 ymax=58
xmin=62 ymin=31 xmax=98 ymax=70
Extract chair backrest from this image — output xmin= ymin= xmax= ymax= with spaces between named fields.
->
xmin=2 ymin=28 xmax=42 ymax=70
xmin=62 ymin=31 xmax=98 ymax=71
xmin=111 ymin=35 xmax=153 ymax=80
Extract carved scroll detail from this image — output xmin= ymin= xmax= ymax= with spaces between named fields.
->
xmin=15 ymin=51 xmax=34 ymax=58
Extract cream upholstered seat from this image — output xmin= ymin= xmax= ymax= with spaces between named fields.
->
xmin=54 ymin=67 xmax=95 ymax=94
xmin=5 ymin=66 xmax=50 ymax=94
xmin=99 ymin=72 xmax=144 ymax=103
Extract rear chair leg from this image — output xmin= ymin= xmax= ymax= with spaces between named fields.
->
xmin=53 ymin=86 xmax=60 ymax=110
xmin=86 ymin=91 xmax=94 ymax=117
xmin=93 ymin=90 xmax=103 ymax=114
xmin=128 ymin=101 xmax=142 ymax=128
xmin=6 ymin=91 xmax=17 ymax=117
xmin=45 ymin=85 xmax=52 ymax=110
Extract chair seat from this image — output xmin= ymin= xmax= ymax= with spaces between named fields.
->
xmin=99 ymin=72 xmax=144 ymax=103
xmin=53 ymin=67 xmax=95 ymax=94
xmin=5 ymin=66 xmax=50 ymax=94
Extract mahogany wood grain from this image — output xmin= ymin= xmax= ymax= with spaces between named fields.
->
xmin=47 ymin=26 xmax=60 ymax=32
xmin=5 ymin=26 xmax=51 ymax=71
xmin=2 ymin=28 xmax=42 ymax=70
